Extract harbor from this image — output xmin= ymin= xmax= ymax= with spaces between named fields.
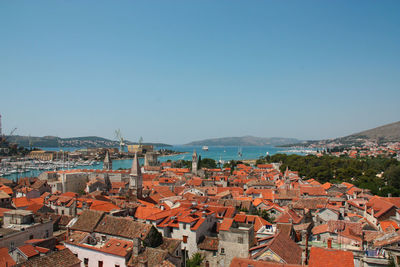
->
xmin=0 ymin=145 xmax=315 ymax=181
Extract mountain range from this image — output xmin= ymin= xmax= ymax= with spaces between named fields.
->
xmin=185 ymin=136 xmax=300 ymax=147
xmin=282 ymin=120 xmax=400 ymax=147
xmin=6 ymin=135 xmax=171 ymax=148
xmin=347 ymin=121 xmax=400 ymax=142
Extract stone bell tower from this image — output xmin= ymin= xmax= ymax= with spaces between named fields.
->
xmin=192 ymin=150 xmax=198 ymax=175
xmin=129 ymin=153 xmax=143 ymax=199
xmin=103 ymin=150 xmax=112 ymax=170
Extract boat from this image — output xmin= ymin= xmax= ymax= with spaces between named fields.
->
xmin=202 ymin=146 xmax=209 ymax=151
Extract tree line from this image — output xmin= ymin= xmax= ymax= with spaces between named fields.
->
xmin=256 ymin=154 xmax=400 ymax=197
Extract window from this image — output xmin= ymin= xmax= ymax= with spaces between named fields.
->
xmin=221 ymin=248 xmax=225 ymax=254
xmin=183 ymin=235 xmax=188 ymax=243
xmin=176 ymin=250 xmax=179 ymax=256
xmin=10 ymin=242 xmax=15 ymax=251
xmin=84 ymin=258 xmax=89 ymax=267
xmin=45 ymin=230 xmax=49 ymax=238
xmin=182 ymin=223 xmax=186 ymax=230
xmin=213 ymin=251 xmax=217 ymax=257
xmin=98 ymin=261 xmax=103 ymax=267
xmin=115 ymin=265 xmax=120 ymax=267
xmin=238 ymin=237 xmax=243 ymax=243
xmin=29 ymin=235 xmax=34 ymax=239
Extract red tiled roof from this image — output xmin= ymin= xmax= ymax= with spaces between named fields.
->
xmin=191 ymin=217 xmax=205 ymax=231
xmin=89 ymin=200 xmax=120 ymax=212
xmin=60 ymin=192 xmax=78 ymax=198
xmin=341 ymin=182 xmax=355 ymax=189
xmin=275 ymin=209 xmax=302 ymax=224
xmin=0 ymin=185 xmax=13 ymax=195
xmin=299 ymin=185 xmax=327 ymax=196
xmin=17 ymin=244 xmax=39 ymax=258
xmin=308 ymin=247 xmax=354 ymax=267
xmin=321 ymin=182 xmax=332 ymax=190
xmin=12 ymin=197 xmax=42 ymax=208
xmin=135 ymin=206 xmax=162 ymax=220
xmin=0 ymin=247 xmax=16 ymax=267
xmin=219 ymin=218 xmax=233 ymax=231
xmin=230 ymin=257 xmax=302 ymax=267
xmin=380 ymin=220 xmax=399 ymax=232
xmin=265 ymin=231 xmax=302 ymax=264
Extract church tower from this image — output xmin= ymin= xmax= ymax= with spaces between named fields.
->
xmin=129 ymin=153 xmax=143 ymax=199
xmin=192 ymin=150 xmax=198 ymax=175
xmin=103 ymin=150 xmax=112 ymax=170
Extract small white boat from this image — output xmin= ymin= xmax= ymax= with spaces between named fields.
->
xmin=202 ymin=146 xmax=209 ymax=151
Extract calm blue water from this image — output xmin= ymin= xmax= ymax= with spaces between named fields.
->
xmin=1 ymin=146 xmax=306 ymax=180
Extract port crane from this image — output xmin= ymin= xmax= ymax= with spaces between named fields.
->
xmin=115 ymin=129 xmax=125 ymax=153
xmin=138 ymin=136 xmax=143 ymax=148
xmin=2 ymin=127 xmax=17 ymax=143
xmin=28 ymin=134 xmax=34 ymax=150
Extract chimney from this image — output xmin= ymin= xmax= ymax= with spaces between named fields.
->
xmin=133 ymin=237 xmax=141 ymax=257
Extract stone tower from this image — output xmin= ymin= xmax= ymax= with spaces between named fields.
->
xmin=129 ymin=153 xmax=143 ymax=199
xmin=192 ymin=150 xmax=198 ymax=175
xmin=103 ymin=150 xmax=112 ymax=170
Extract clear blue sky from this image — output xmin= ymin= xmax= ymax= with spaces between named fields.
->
xmin=1 ymin=1 xmax=399 ymax=144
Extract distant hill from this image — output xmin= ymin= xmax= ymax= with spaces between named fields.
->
xmin=185 ymin=136 xmax=300 ymax=147
xmin=348 ymin=121 xmax=400 ymax=142
xmin=281 ymin=121 xmax=400 ymax=147
xmin=6 ymin=135 xmax=171 ymax=148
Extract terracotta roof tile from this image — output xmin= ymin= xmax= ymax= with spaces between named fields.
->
xmin=17 ymin=244 xmax=40 ymax=258
xmin=198 ymin=236 xmax=219 ymax=251
xmin=0 ymin=247 xmax=16 ymax=267
xmin=219 ymin=218 xmax=234 ymax=231
xmin=17 ymin=248 xmax=81 ymax=267
xmin=308 ymin=247 xmax=354 ymax=267
xmin=230 ymin=257 xmax=302 ymax=267
xmin=70 ymin=210 xmax=105 ymax=232
xmin=94 ymin=215 xmax=153 ymax=240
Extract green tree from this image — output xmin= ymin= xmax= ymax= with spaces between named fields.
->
xmin=199 ymin=158 xmax=217 ymax=169
xmin=186 ymin=252 xmax=204 ymax=267
xmin=385 ymin=165 xmax=400 ymax=189
xmin=142 ymin=226 xmax=163 ymax=248
xmin=198 ymin=155 xmax=202 ymax=169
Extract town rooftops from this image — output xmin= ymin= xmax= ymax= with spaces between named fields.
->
xmin=308 ymin=247 xmax=354 ymax=267
xmin=198 ymin=236 xmax=219 ymax=251
xmin=265 ymin=231 xmax=302 ymax=264
xmin=16 ymin=244 xmax=42 ymax=258
xmin=14 ymin=248 xmax=81 ymax=267
xmin=230 ymin=257 xmax=302 ymax=267
xmin=94 ymin=215 xmax=153 ymax=240
xmin=65 ymin=232 xmax=133 ymax=257
xmin=69 ymin=210 xmax=105 ymax=232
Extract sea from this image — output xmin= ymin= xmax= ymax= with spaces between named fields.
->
xmin=1 ymin=145 xmax=311 ymax=181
